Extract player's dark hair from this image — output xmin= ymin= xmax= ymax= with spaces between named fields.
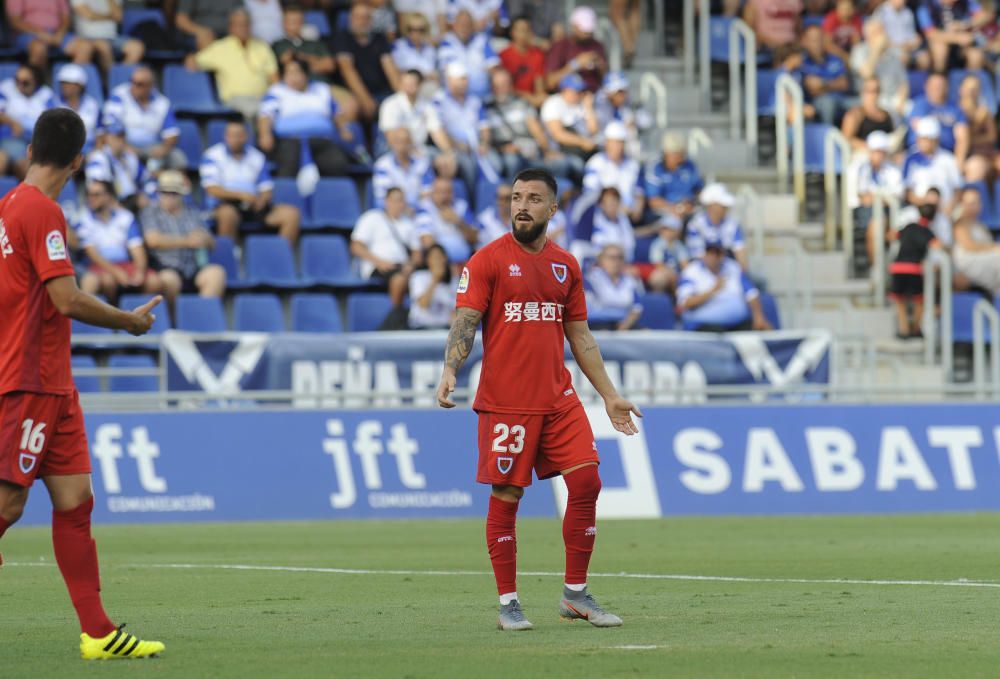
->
xmin=30 ymin=108 xmax=86 ymax=169
xmin=512 ymin=168 xmax=557 ymax=198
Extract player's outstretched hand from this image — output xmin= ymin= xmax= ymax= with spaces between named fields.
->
xmin=605 ymin=395 xmax=642 ymax=435
xmin=127 ymin=295 xmax=163 ymax=336
xmin=436 ymin=372 xmax=457 ymax=408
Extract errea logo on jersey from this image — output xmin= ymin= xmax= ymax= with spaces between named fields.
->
xmin=508 ymin=264 xmax=521 ymax=277
xmin=503 ymin=301 xmax=565 ymax=323
xmin=0 ymin=218 xmax=12 ymax=258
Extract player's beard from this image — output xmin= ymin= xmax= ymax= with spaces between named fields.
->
xmin=511 ymin=214 xmax=547 ymax=244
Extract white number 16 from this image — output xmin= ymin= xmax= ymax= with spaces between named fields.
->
xmin=491 ymin=423 xmax=526 ymax=453
xmin=19 ymin=419 xmax=46 ymax=454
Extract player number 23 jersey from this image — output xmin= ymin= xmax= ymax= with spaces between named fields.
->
xmin=455 ymin=234 xmax=587 ymax=414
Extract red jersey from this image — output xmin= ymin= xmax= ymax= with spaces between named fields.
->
xmin=0 ymin=183 xmax=76 ymax=396
xmin=500 ymin=44 xmax=546 ymax=95
xmin=456 ymin=234 xmax=587 ymax=414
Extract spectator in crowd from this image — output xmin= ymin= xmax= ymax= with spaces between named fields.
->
xmin=391 ymin=13 xmax=439 ymax=84
xmin=645 ymin=217 xmax=689 ymax=293
xmin=822 ymin=0 xmax=862 ymax=63
xmin=849 ymin=19 xmax=908 ymax=117
xmin=85 ymin=122 xmax=153 ymax=213
xmin=585 ymin=243 xmax=643 ymax=331
xmin=437 ymin=8 xmax=500 ymax=99
xmin=644 ymin=131 xmax=704 ymax=224
xmin=202 ymin=121 xmax=301 ymax=244
xmin=499 ymin=15 xmax=547 ymax=108
xmin=903 ymin=119 xmax=962 ymax=246
xmin=571 ymin=185 xmax=636 ymax=264
xmin=799 ymin=24 xmax=852 ymax=126
xmin=484 ymin=68 xmax=557 ymax=179
xmin=544 ymin=5 xmax=607 ymax=93
xmin=609 ymin=0 xmax=640 ymax=67
xmin=873 ymin=0 xmax=928 ymax=69
xmin=258 ymin=58 xmax=355 ymax=179
xmin=445 ymin=0 xmax=503 ymax=33
xmin=102 ymin=65 xmax=184 ymax=170
xmin=916 ymin=0 xmax=989 ymax=72
xmin=677 ymin=239 xmax=772 ymax=332
xmin=55 ymin=64 xmax=100 ymax=154
xmin=351 ymin=185 xmax=420 ymax=307
xmin=272 ymin=5 xmax=338 ymax=84
xmin=582 ymin=121 xmax=644 ymax=223
xmin=415 ymin=176 xmax=478 ymax=264
xmin=477 ymin=182 xmax=512 ymax=246
xmin=7 ymin=0 xmax=96 ymax=71
xmin=141 ymin=171 xmax=227 ymax=302
xmin=408 ymin=243 xmax=456 ymax=330
xmin=185 ymin=9 xmax=279 ymax=120
xmin=540 ymin=74 xmax=599 ymax=182
xmin=368 ymin=0 xmax=398 ymax=39
xmin=71 ymin=0 xmax=145 ymax=71
xmin=175 ymin=0 xmax=243 ymax=50
xmin=378 ymin=69 xmax=452 ymax=157
xmin=373 ymin=127 xmax=434 ymax=210
xmin=505 ymin=0 xmax=565 ymax=46
xmin=889 ymin=188 xmax=941 ymax=339
xmin=686 ymin=183 xmax=749 ymax=270
xmin=742 ymin=0 xmax=803 ymax=49
xmin=395 ymin=0 xmax=450 ymax=43
xmin=957 ymin=73 xmax=998 ymax=182
xmin=333 ymin=2 xmax=400 ymax=123
xmin=432 ymin=62 xmax=490 ymax=195
xmin=245 ymin=0 xmax=284 ymax=45
xmin=857 ymin=130 xmax=905 ymax=265
xmin=841 ymin=77 xmax=896 ymax=153
xmin=594 ymin=71 xmax=648 ymax=156
xmin=77 ymin=179 xmax=162 ymax=302
xmin=907 ymin=74 xmax=970 ymax=168
xmin=0 ymin=65 xmax=55 ymax=178
xmin=953 ymin=186 xmax=1000 ymax=295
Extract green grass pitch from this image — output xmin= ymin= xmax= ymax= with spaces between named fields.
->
xmin=3 ymin=514 xmax=1000 ymax=677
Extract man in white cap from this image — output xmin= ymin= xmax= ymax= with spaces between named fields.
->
xmin=903 ymin=116 xmax=961 ymax=225
xmin=685 ymin=182 xmax=749 ymax=270
xmin=594 ymin=70 xmax=647 ymax=155
xmin=54 ymin=64 xmax=100 ymax=153
xmin=437 ymin=8 xmax=501 ymax=99
xmin=432 ymin=61 xmax=491 ymax=194
xmin=857 ymin=130 xmax=904 ymax=265
xmin=582 ymin=121 xmax=644 ymax=222
xmin=544 ymin=5 xmax=607 ymax=92
xmin=644 ymin=131 xmax=704 ymax=222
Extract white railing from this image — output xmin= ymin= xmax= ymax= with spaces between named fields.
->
xmin=596 ymin=16 xmax=623 ymax=73
xmin=767 ymin=239 xmax=814 ymax=329
xmin=728 ymin=19 xmax=757 ymax=153
xmin=686 ymin=126 xmax=713 ymax=159
xmin=737 ymin=183 xmax=764 ymax=260
xmin=698 ymin=0 xmax=710 ymax=109
xmin=869 ymin=189 xmax=901 ymax=306
xmin=972 ymin=298 xmax=1000 ymax=398
xmin=639 ymin=72 xmax=668 ymax=130
xmin=775 ymin=73 xmax=805 ymax=207
xmin=922 ymin=255 xmax=953 ymax=376
xmin=823 ymin=127 xmax=851 ymax=252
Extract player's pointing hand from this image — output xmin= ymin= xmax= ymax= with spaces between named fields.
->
xmin=126 ymin=295 xmax=163 ymax=336
xmin=604 ymin=394 xmax=642 ymax=436
xmin=437 ymin=372 xmax=457 ymax=408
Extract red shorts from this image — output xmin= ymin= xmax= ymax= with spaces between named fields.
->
xmin=0 ymin=390 xmax=91 ymax=487
xmin=477 ymin=403 xmax=599 ymax=487
xmin=87 ymin=262 xmax=155 ymax=282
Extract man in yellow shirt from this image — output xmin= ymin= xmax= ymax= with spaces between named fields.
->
xmin=185 ymin=9 xmax=278 ymax=119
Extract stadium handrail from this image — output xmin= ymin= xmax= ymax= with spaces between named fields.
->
xmin=653 ymin=1 xmax=667 ymax=57
xmin=683 ymin=0 xmax=695 ymax=85
xmin=823 ymin=127 xmax=851 ymax=252
xmin=775 ymin=73 xmax=805 ymax=209
xmin=698 ymin=0 xmax=710 ymax=109
xmin=736 ymin=183 xmax=764 ymax=261
xmin=596 ymin=16 xmax=624 ymax=72
xmin=728 ymin=18 xmax=758 ymax=153
xmin=686 ymin=126 xmax=713 ymax=159
xmin=922 ymin=254 xmax=953 ymax=375
xmin=972 ymin=298 xmax=1000 ymax=398
xmin=640 ymin=73 xmax=668 ymax=130
xmin=870 ymin=188 xmax=901 ymax=305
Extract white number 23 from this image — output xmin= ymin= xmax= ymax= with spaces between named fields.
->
xmin=491 ymin=423 xmax=526 ymax=454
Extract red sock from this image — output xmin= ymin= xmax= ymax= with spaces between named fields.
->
xmin=52 ymin=497 xmax=116 ymax=637
xmin=486 ymin=495 xmax=519 ymax=595
xmin=563 ymin=465 xmax=602 ymax=585
xmin=0 ymin=514 xmax=10 ymax=540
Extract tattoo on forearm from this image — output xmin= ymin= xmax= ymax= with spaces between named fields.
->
xmin=581 ymin=341 xmax=598 ymax=354
xmin=445 ymin=308 xmax=481 ymax=372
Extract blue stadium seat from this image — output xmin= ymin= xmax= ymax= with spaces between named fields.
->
xmin=244 ymin=235 xmax=309 ymax=289
xmin=757 ymin=69 xmax=779 ymax=116
xmin=72 ymin=355 xmax=101 ymax=393
xmin=175 ymin=119 xmax=204 ymax=165
xmin=207 ymin=235 xmax=252 ymax=291
xmin=801 ymin=13 xmax=824 ymax=27
xmin=309 ymin=177 xmax=361 ymax=228
xmin=291 ymin=293 xmax=344 ymax=333
xmin=638 ymin=293 xmax=676 ymax=330
xmin=347 ymin=292 xmax=393 ymax=332
xmin=233 ymin=293 xmax=285 ymax=332
xmin=300 ymin=235 xmax=362 ymax=286
xmin=965 ymin=180 xmax=998 ymax=230
xmin=0 ymin=62 xmax=19 ymax=85
xmin=953 ymin=292 xmax=988 ymax=343
xmin=709 ymin=16 xmax=733 ymax=62
xmin=109 ymin=63 xmax=137 ymax=91
xmin=304 ymin=10 xmax=332 ymax=37
xmin=271 ymin=177 xmax=306 ymax=215
xmin=119 ymin=294 xmax=171 ymax=334
xmin=907 ymin=70 xmax=930 ymax=99
xmin=949 ymin=69 xmax=997 ymax=112
xmin=163 ymin=65 xmax=229 ymax=115
xmin=452 ymin=178 xmax=469 ymax=203
xmin=803 ymin=123 xmax=838 ymax=174
xmin=634 ymin=235 xmax=656 ymax=264
xmin=0 ymin=175 xmax=17 ymax=198
xmin=759 ymin=292 xmax=781 ymax=330
xmin=474 ymin=178 xmax=498 ymax=213
xmin=206 ymin=118 xmax=255 ymax=147
xmin=122 ymin=8 xmax=165 ymax=35
xmin=107 ymin=354 xmax=160 ymax=392
xmin=176 ymin=295 xmax=227 ymax=332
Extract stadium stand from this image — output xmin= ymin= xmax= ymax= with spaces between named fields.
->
xmin=175 ymin=295 xmax=227 ymax=333
xmin=234 ymin=293 xmax=286 ymax=332
xmin=244 ymin=235 xmax=309 ymax=290
xmin=291 ymin=293 xmax=344 ymax=333
xmin=347 ymin=292 xmax=394 ymax=332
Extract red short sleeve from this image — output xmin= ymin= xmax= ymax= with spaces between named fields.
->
xmin=821 ymin=12 xmax=837 ymax=34
xmin=455 ymin=251 xmax=494 ymax=313
xmin=25 ymin=205 xmax=75 ymax=283
xmin=563 ymin=257 xmax=587 ymax=322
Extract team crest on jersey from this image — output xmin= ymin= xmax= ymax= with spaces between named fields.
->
xmin=46 ymin=230 xmax=66 ymax=261
xmin=18 ymin=453 xmax=36 ymax=475
xmin=457 ymin=267 xmax=470 ymax=293
xmin=497 ymin=456 xmax=513 ymax=474
xmin=551 ymin=263 xmax=568 ymax=283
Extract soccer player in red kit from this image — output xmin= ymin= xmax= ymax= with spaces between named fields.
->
xmin=0 ymin=108 xmax=166 ymax=659
xmin=436 ymin=168 xmax=643 ymax=631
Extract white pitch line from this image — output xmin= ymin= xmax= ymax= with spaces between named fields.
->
xmin=610 ymin=645 xmax=660 ymax=650
xmin=9 ymin=561 xmax=1000 ymax=590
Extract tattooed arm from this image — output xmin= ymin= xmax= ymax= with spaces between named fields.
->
xmin=436 ymin=307 xmax=484 ymax=408
xmin=564 ymin=320 xmax=643 ymax=435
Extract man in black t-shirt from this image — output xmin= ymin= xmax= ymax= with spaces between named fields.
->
xmin=890 ymin=187 xmax=941 ymax=339
xmin=332 ymin=3 xmax=400 ymax=122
